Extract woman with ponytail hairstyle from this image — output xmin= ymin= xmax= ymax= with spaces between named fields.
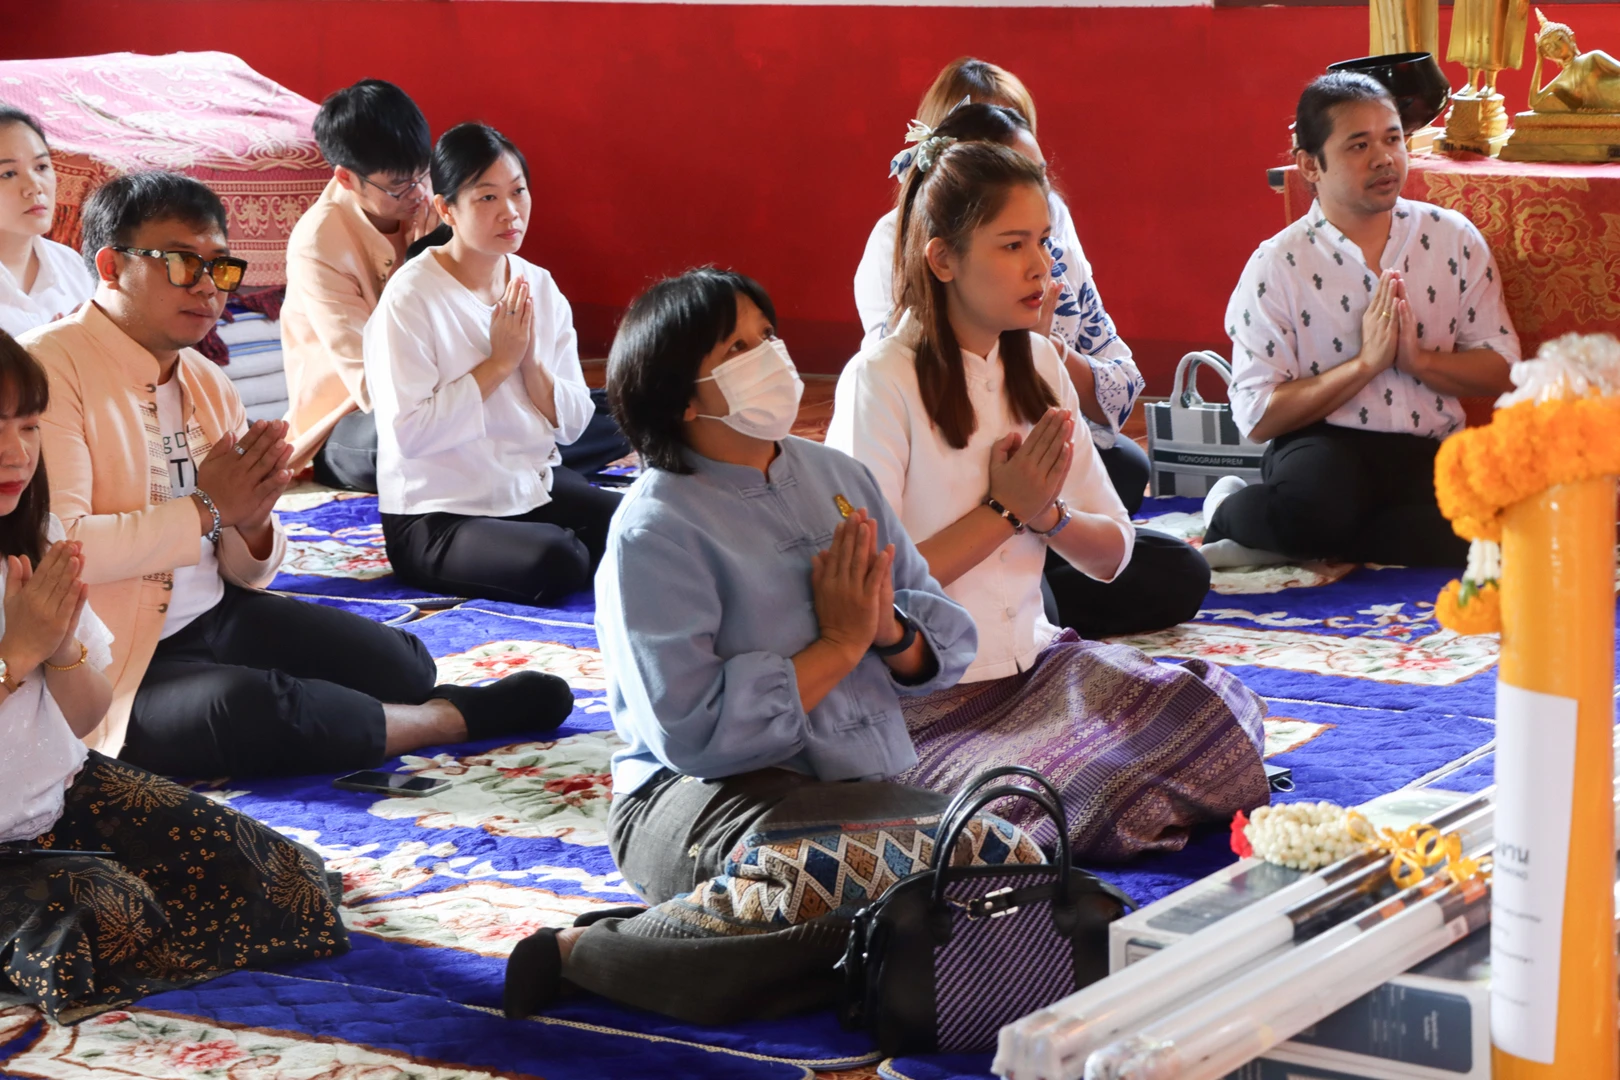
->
xmin=827 ymin=141 xmax=1268 ymax=861
xmin=857 ymin=100 xmax=1208 ymax=639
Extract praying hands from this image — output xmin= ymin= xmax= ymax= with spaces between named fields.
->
xmin=194 ymin=419 xmax=294 ymax=555
xmin=0 ymin=541 xmax=88 ymax=681
xmin=989 ymin=406 xmax=1075 ymax=527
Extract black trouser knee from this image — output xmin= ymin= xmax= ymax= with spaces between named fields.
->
xmin=1043 ymin=528 xmax=1209 ymax=638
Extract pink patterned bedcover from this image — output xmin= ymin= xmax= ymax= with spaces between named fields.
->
xmin=0 ymin=51 xmax=327 ymax=287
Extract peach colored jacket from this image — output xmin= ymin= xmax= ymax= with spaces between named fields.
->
xmin=281 ymin=178 xmax=436 ymax=470
xmin=22 ymin=302 xmax=287 ymax=757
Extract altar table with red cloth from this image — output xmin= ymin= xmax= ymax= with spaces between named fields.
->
xmin=1277 ymin=155 xmax=1620 ymax=361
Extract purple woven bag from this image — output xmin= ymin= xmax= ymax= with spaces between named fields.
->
xmin=838 ymin=767 xmax=1135 ymax=1056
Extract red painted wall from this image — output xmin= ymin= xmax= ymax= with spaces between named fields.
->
xmin=8 ymin=1 xmax=1617 ymax=386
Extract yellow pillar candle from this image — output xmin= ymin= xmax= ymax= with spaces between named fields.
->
xmin=1492 ymin=476 xmax=1618 ymax=1079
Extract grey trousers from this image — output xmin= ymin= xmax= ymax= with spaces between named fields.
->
xmin=563 ymin=769 xmax=961 ymax=1025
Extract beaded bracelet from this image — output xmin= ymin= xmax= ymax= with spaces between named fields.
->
xmin=983 ymin=496 xmax=1025 ymax=535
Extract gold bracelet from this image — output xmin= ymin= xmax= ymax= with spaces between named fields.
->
xmin=44 ymin=642 xmax=87 ymax=672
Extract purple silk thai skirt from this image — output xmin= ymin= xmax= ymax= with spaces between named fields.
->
xmin=898 ymin=630 xmax=1270 ymax=862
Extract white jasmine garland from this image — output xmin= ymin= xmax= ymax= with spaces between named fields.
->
xmin=1496 ymin=332 xmax=1620 ymax=408
xmin=1460 ymin=538 xmax=1502 ymax=598
xmin=1244 ymin=802 xmax=1361 ymax=871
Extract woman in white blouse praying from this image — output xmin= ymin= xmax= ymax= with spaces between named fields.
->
xmin=365 ymin=123 xmax=618 ymax=605
xmin=0 ymin=109 xmax=94 ymax=339
xmin=856 ymin=82 xmax=1206 ymax=640
xmin=827 ymin=141 xmax=1268 ymax=858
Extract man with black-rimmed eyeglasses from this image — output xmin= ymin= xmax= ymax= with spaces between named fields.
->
xmin=282 ymin=79 xmax=439 ymax=494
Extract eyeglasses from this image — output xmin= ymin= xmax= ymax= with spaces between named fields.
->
xmin=357 ymin=171 xmax=430 ymax=203
xmin=112 ymin=247 xmax=249 ymax=293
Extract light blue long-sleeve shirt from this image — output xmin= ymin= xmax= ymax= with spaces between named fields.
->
xmin=596 ymin=436 xmax=978 ymax=795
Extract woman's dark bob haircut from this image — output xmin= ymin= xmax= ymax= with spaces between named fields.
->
xmin=607 ymin=268 xmax=778 ymax=475
xmin=0 ymin=330 xmax=51 ymax=565
xmin=431 ymin=122 xmax=529 ymax=205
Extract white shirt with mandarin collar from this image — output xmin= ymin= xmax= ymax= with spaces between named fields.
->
xmin=826 ymin=311 xmax=1134 ymax=684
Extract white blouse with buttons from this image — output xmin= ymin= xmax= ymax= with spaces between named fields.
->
xmin=364 ymin=250 xmax=596 ymax=517
xmin=826 ymin=312 xmax=1133 ymax=683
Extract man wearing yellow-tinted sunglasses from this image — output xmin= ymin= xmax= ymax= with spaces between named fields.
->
xmin=17 ymin=171 xmax=560 ymax=779
xmin=107 ymin=245 xmax=249 ymax=294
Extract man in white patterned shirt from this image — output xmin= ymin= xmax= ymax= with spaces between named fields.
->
xmin=1205 ymin=73 xmax=1519 ymax=567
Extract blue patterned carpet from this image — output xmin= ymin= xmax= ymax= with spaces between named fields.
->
xmin=3 ymin=488 xmax=1569 ymax=1080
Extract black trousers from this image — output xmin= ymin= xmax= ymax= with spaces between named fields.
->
xmin=1096 ymin=435 xmax=1150 ymax=516
xmin=1042 ymin=437 xmax=1210 ymax=638
xmin=380 ymin=466 xmax=622 ymax=605
xmin=1204 ymin=421 xmax=1468 ymax=567
xmin=311 ymin=409 xmax=378 ymax=494
xmin=1043 ymin=528 xmax=1211 ymax=639
xmin=125 ymin=584 xmax=438 ymax=778
xmin=557 ymin=388 xmax=634 ymax=478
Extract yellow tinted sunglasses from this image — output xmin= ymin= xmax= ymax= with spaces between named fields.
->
xmin=113 ymin=246 xmax=249 ymax=293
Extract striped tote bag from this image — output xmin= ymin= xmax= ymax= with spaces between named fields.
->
xmin=1145 ymin=351 xmax=1267 ymax=497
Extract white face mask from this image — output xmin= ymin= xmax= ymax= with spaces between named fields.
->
xmin=694 ymin=337 xmax=804 ymax=442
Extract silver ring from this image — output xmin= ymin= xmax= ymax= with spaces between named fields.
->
xmin=234 ymin=446 xmax=246 ymax=456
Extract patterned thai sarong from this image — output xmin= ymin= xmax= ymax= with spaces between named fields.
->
xmin=899 ymin=630 xmax=1269 ymax=861
xmin=647 ymin=809 xmax=1045 ymax=938
xmin=0 ymin=753 xmax=348 ymax=1023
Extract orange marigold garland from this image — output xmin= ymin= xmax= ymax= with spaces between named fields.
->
xmin=1431 ymin=334 xmax=1620 ymax=635
xmin=1435 ymin=578 xmax=1502 ymax=636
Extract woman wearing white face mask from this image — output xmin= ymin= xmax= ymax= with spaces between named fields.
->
xmin=501 ymin=268 xmax=1046 ymax=1025
xmin=365 ymin=123 xmax=617 ymax=604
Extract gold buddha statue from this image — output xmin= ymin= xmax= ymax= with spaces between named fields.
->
xmin=1436 ymin=0 xmax=1530 ymax=155
xmin=1501 ymin=11 xmax=1620 ymax=161
xmin=1370 ymin=0 xmax=1437 ymax=57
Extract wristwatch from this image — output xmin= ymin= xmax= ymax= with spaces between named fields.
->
xmin=0 ymin=657 xmax=23 ymax=694
xmin=1027 ymin=497 xmax=1073 ymax=539
xmin=870 ymin=605 xmax=919 ymax=657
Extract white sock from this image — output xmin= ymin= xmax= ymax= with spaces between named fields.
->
xmin=1201 ymin=475 xmax=1249 ymax=527
xmin=1199 ymin=538 xmax=1294 ymax=569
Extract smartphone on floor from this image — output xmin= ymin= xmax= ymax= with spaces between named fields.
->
xmin=332 ymin=770 xmax=451 ymax=797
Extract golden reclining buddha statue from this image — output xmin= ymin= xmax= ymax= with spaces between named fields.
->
xmin=1500 ymin=9 xmax=1620 ymax=161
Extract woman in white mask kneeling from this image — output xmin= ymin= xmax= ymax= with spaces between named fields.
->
xmin=365 ymin=123 xmax=618 ymax=604
xmin=502 ymin=267 xmax=1044 ymax=1024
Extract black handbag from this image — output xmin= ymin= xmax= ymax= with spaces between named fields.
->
xmin=837 ymin=766 xmax=1135 ymax=1056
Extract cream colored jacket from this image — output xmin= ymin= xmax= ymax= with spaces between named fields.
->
xmin=281 ymin=178 xmax=436 ymax=470
xmin=22 ymin=302 xmax=286 ymax=756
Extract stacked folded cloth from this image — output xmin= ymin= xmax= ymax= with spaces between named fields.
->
xmin=210 ymin=291 xmax=288 ymax=423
